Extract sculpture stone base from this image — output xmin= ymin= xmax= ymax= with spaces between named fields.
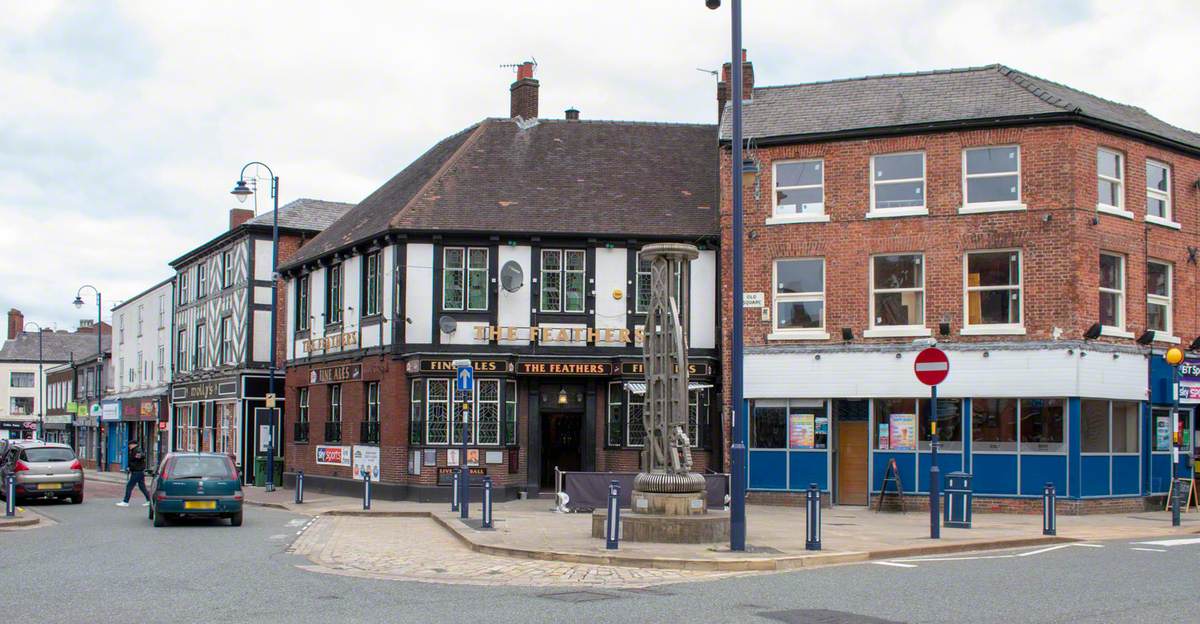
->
xmin=591 ymin=508 xmax=731 ymax=543
xmin=631 ymin=489 xmax=706 ymax=515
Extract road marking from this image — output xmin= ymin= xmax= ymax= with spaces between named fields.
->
xmin=871 ymin=561 xmax=918 ymax=568
xmin=1133 ymin=537 xmax=1200 ymax=547
xmin=1130 ymin=547 xmax=1167 ymax=552
xmin=1017 ymin=544 xmax=1072 ymax=557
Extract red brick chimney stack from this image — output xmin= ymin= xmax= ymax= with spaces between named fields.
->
xmin=510 ymin=61 xmax=539 ymax=120
xmin=717 ymin=49 xmax=753 ymax=121
xmin=229 ymin=208 xmax=255 ymax=230
xmin=6 ymin=308 xmax=23 ymax=340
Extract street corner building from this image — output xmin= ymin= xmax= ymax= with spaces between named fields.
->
xmin=107 ymin=277 xmax=175 ymax=470
xmin=719 ymin=57 xmax=1200 ymax=513
xmin=168 ymin=199 xmax=353 ymax=485
xmin=278 ymin=63 xmax=722 ymax=501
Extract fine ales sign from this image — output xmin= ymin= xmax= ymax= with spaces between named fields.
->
xmin=472 ymin=325 xmax=646 ymax=344
xmin=302 ymin=330 xmax=358 ymax=354
xmin=619 ymin=362 xmax=711 ymax=376
xmin=419 ymin=359 xmax=508 ymax=373
xmin=310 ymin=364 xmax=362 ymax=384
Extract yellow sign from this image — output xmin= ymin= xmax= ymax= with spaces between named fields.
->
xmin=473 ymin=325 xmax=644 ymax=344
xmin=1166 ymin=347 xmax=1185 ymax=366
xmin=265 ymin=394 xmax=276 ymax=408
xmin=302 ymin=331 xmax=358 ymax=354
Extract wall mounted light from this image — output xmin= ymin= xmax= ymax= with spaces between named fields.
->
xmin=557 ymin=387 xmax=569 ymax=405
xmin=841 ymin=327 xmax=853 ymax=341
xmin=1083 ymin=323 xmax=1102 ymax=340
xmin=938 ymin=322 xmax=951 ymax=336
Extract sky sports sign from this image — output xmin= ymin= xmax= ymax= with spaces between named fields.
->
xmin=316 ymin=445 xmax=351 ymax=466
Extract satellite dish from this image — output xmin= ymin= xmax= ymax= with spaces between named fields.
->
xmin=500 ymin=260 xmax=524 ymax=293
xmin=438 ymin=315 xmax=458 ymax=334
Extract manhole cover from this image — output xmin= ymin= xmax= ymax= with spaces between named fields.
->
xmin=758 ymin=609 xmax=902 ymax=624
xmin=538 ymin=591 xmax=620 ymax=603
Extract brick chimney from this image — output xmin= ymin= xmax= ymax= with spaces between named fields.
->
xmin=6 ymin=308 xmax=23 ymax=340
xmin=717 ymin=49 xmax=754 ymax=121
xmin=565 ymin=107 xmax=580 ymax=121
xmin=230 ymin=208 xmax=255 ymax=230
xmin=510 ymin=62 xmax=539 ymax=120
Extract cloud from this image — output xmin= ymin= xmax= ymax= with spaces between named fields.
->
xmin=1 ymin=0 xmax=1197 ymax=330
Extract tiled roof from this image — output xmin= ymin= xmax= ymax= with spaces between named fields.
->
xmin=248 ymin=198 xmax=355 ymax=231
xmin=0 ymin=332 xmax=111 ymax=363
xmin=718 ymin=64 xmax=1200 ymax=151
xmin=283 ymin=118 xmax=718 ymax=269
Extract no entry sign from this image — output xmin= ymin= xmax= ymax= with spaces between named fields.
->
xmin=914 ymin=347 xmax=949 ymax=386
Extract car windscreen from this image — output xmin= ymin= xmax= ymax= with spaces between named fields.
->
xmin=168 ymin=457 xmax=234 ymax=480
xmin=21 ymin=448 xmax=77 ymax=463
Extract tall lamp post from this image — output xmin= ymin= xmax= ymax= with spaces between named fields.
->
xmin=22 ymin=322 xmax=45 ymax=441
xmin=74 ymin=285 xmax=103 ymax=471
xmin=231 ymin=162 xmax=280 ymax=491
xmin=707 ymin=0 xmax=748 ymax=552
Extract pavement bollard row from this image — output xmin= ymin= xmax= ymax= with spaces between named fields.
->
xmin=1042 ymin=482 xmax=1056 ymax=536
xmin=605 ymin=480 xmax=620 ymax=550
xmin=805 ymin=482 xmax=821 ymax=551
xmin=482 ymin=476 xmax=493 ymax=529
xmin=5 ymin=475 xmax=14 ymax=517
xmin=295 ymin=470 xmax=304 ymax=505
xmin=363 ymin=471 xmax=371 ymax=511
xmin=451 ymin=471 xmax=460 ymax=512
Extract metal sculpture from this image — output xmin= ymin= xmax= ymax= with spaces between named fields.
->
xmin=635 ymin=243 xmax=705 ymax=494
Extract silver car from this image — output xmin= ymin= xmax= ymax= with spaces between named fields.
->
xmin=0 ymin=441 xmax=84 ymax=504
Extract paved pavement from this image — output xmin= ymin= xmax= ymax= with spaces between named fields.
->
xmin=7 ymin=474 xmax=1200 ymax=623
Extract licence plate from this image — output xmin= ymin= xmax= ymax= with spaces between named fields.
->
xmin=37 ymin=483 xmax=61 ymax=490
xmin=184 ymin=500 xmax=217 ymax=510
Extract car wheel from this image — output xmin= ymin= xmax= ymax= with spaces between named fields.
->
xmin=153 ymin=509 xmax=168 ymax=527
xmin=71 ymin=493 xmax=83 ymax=505
xmin=230 ymin=511 xmax=243 ymax=527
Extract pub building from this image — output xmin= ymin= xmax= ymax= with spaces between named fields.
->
xmin=168 ymin=199 xmax=353 ymax=484
xmin=279 ymin=63 xmax=722 ymax=500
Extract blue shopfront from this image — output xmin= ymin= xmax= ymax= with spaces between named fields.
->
xmin=1148 ymin=355 xmax=1199 ymax=493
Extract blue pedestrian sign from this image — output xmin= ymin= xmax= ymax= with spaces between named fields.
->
xmin=454 ymin=359 xmax=474 ymax=392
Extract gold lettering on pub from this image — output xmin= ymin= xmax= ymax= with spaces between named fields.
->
xmin=472 ymin=325 xmax=645 ymax=344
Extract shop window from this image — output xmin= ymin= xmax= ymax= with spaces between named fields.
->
xmin=1146 ymin=260 xmax=1171 ymax=335
xmin=786 ymin=403 xmax=828 ymax=450
xmin=773 ymin=159 xmax=825 ymax=218
xmin=626 ymin=390 xmax=646 ymax=447
xmin=1111 ymin=401 xmax=1139 ymax=454
xmin=475 ymin=379 xmax=500 ymax=445
xmin=425 ymin=379 xmax=450 ymax=445
xmin=410 ymin=380 xmax=425 ymax=445
xmin=972 ymin=399 xmax=1018 ymax=452
xmin=919 ymin=398 xmax=963 ymax=451
xmin=871 ymin=254 xmax=924 ymax=328
xmin=965 ymin=251 xmax=1021 ymax=327
xmin=607 ymin=382 xmax=624 ymax=447
xmin=774 ymin=258 xmax=825 ymax=333
xmin=503 ymin=380 xmax=517 ymax=445
xmin=1099 ymin=253 xmax=1125 ymax=330
xmin=874 ymin=399 xmax=917 ymax=450
xmin=1152 ymin=407 xmax=1172 ymax=452
xmin=963 ymin=146 xmax=1020 ymax=207
xmin=1019 ymin=399 xmax=1065 ymax=453
xmin=751 ymin=401 xmax=787 ymax=449
xmin=1081 ymin=399 xmax=1110 ymax=453
xmin=689 ymin=390 xmax=702 ymax=447
xmin=870 ymin=152 xmax=926 ymax=213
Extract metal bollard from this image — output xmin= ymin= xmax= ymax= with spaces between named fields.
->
xmin=805 ymin=483 xmax=821 ymax=551
xmin=1042 ymin=482 xmax=1056 ymax=536
xmin=482 ymin=476 xmax=493 ymax=529
xmin=362 ymin=471 xmax=371 ymax=511
xmin=5 ymin=475 xmax=14 ymax=517
xmin=295 ymin=470 xmax=304 ymax=505
xmin=605 ymin=480 xmax=621 ymax=550
xmin=1172 ymin=479 xmax=1182 ymax=527
xmin=929 ymin=463 xmax=941 ymax=540
xmin=451 ymin=470 xmax=460 ymax=512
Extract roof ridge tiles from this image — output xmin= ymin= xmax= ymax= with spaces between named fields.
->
xmin=752 ymin=64 xmax=1002 ymax=92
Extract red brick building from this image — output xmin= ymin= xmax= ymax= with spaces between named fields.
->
xmin=278 ymin=64 xmax=722 ymax=501
xmin=719 ymin=60 xmax=1200 ymax=511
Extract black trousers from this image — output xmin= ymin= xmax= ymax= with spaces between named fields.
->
xmin=123 ymin=471 xmax=150 ymax=503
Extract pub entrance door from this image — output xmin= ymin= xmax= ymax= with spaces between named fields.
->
xmin=538 ymin=383 xmax=585 ymax=488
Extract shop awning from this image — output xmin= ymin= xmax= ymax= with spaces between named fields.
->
xmin=623 ymin=381 xmax=713 ymax=395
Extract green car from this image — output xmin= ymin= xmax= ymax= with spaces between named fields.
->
xmin=149 ymin=453 xmax=244 ymax=527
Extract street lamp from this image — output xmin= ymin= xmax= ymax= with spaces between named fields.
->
xmin=74 ymin=285 xmax=104 ymax=471
xmin=707 ymin=0 xmax=747 ymax=552
xmin=22 ymin=322 xmax=45 ymax=441
xmin=230 ymin=162 xmax=280 ymax=492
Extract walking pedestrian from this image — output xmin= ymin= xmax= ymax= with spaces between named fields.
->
xmin=116 ymin=441 xmax=150 ymax=507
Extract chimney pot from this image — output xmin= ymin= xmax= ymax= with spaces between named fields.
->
xmin=565 ymin=108 xmax=580 ymax=121
xmin=717 ymin=49 xmax=753 ymax=122
xmin=510 ymin=62 xmax=539 ymax=120
xmin=229 ymin=208 xmax=255 ymax=231
xmin=7 ymin=308 xmax=23 ymax=341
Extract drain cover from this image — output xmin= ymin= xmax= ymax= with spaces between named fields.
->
xmin=758 ymin=609 xmax=902 ymax=624
xmin=538 ymin=591 xmax=620 ymax=603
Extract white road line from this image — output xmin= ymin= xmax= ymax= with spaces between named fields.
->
xmin=1017 ymin=544 xmax=1074 ymax=557
xmin=1134 ymin=537 xmax=1200 ymax=547
xmin=871 ymin=561 xmax=918 ymax=568
xmin=896 ymin=554 xmax=1017 ymax=563
xmin=1130 ymin=547 xmax=1167 ymax=552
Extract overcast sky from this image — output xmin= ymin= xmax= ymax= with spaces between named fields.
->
xmin=2 ymin=0 xmax=1198 ymax=330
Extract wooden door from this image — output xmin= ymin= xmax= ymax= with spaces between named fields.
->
xmin=836 ymin=421 xmax=869 ymax=505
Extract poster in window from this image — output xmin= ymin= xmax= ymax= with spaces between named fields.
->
xmin=814 ymin=415 xmax=829 ymax=449
xmin=447 ymin=449 xmax=460 ymax=467
xmin=1156 ymin=416 xmax=1170 ymax=451
xmin=878 ymin=423 xmax=890 ymax=450
xmin=789 ymin=414 xmax=815 ymax=449
xmin=423 ymin=448 xmax=437 ymax=467
xmin=466 ymin=449 xmax=480 ymax=466
xmin=889 ymin=414 xmax=916 ymax=451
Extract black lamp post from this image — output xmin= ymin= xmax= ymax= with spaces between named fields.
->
xmin=231 ymin=162 xmax=280 ymax=491
xmin=707 ymin=0 xmax=748 ymax=552
xmin=22 ymin=322 xmax=45 ymax=441
xmin=74 ymin=285 xmax=103 ymax=471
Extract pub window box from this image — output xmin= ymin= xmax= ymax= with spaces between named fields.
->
xmin=293 ymin=422 xmax=309 ymax=443
xmin=324 ymin=421 xmax=342 ymax=443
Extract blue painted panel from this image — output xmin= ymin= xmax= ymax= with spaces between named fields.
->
xmin=1150 ymin=454 xmax=1172 ymax=493
xmin=748 ymin=450 xmax=787 ymax=490
xmin=1020 ymin=454 xmax=1067 ymax=496
xmin=1112 ymin=455 xmax=1140 ymax=495
xmin=917 ymin=452 xmax=962 ymax=492
xmin=1068 ymin=398 xmax=1081 ymax=498
xmin=788 ymin=451 xmax=828 ymax=491
xmin=872 ymin=452 xmax=917 ymax=493
xmin=1081 ymin=455 xmax=1111 ymax=496
xmin=971 ymin=454 xmax=1018 ymax=495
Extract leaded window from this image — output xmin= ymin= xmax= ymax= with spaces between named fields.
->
xmin=540 ymin=249 xmax=585 ymax=313
xmin=476 ymin=379 xmax=500 ymax=445
xmin=425 ymin=379 xmax=450 ymax=445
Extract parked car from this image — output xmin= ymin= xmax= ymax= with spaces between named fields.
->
xmin=149 ymin=453 xmax=243 ymax=527
xmin=0 ymin=441 xmax=84 ymax=504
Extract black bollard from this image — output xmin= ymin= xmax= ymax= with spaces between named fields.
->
xmin=605 ymin=480 xmax=621 ymax=550
xmin=295 ymin=470 xmax=304 ymax=505
xmin=482 ymin=476 xmax=493 ymax=529
xmin=451 ymin=470 xmax=460 ymax=512
xmin=805 ymin=482 xmax=821 ymax=551
xmin=5 ymin=475 xmax=14 ymax=517
xmin=1042 ymin=482 xmax=1056 ymax=536
xmin=363 ymin=470 xmax=371 ymax=511
xmin=1172 ymin=479 xmax=1181 ymax=528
